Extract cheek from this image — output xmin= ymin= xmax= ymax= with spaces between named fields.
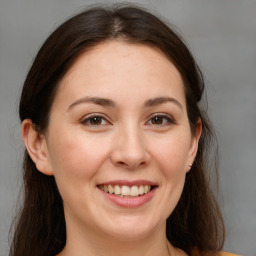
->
xmin=47 ymin=129 xmax=111 ymax=186
xmin=47 ymin=129 xmax=113 ymax=215
xmin=151 ymin=135 xmax=190 ymax=217
xmin=151 ymin=133 xmax=191 ymax=177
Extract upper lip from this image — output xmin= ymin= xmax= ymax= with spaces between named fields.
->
xmin=98 ymin=180 xmax=158 ymax=187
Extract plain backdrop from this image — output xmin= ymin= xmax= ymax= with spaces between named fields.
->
xmin=0 ymin=0 xmax=255 ymax=255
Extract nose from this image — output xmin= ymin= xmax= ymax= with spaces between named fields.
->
xmin=110 ymin=127 xmax=151 ymax=170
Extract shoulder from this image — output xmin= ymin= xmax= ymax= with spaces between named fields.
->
xmin=191 ymin=250 xmax=242 ymax=256
xmin=219 ymin=252 xmax=242 ymax=256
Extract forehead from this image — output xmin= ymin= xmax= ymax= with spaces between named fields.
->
xmin=53 ymin=41 xmax=186 ymax=109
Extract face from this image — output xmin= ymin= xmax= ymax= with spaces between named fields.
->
xmin=39 ymin=41 xmax=200 ymax=241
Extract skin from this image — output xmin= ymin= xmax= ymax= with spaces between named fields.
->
xmin=22 ymin=41 xmax=201 ymax=256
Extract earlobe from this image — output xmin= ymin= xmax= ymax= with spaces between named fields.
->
xmin=187 ymin=118 xmax=202 ymax=172
xmin=21 ymin=119 xmax=53 ymax=176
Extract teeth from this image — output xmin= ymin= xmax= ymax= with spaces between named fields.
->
xmin=99 ymin=184 xmax=152 ymax=197
xmin=114 ymin=185 xmax=121 ymax=195
xmin=138 ymin=185 xmax=144 ymax=195
xmin=121 ymin=185 xmax=130 ymax=196
xmin=144 ymin=185 xmax=149 ymax=194
xmin=108 ymin=185 xmax=114 ymax=194
xmin=130 ymin=186 xmax=139 ymax=196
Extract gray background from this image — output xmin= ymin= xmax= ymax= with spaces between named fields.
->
xmin=0 ymin=0 xmax=255 ymax=255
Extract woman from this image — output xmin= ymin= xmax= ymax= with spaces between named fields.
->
xmin=9 ymin=4 xmax=239 ymax=256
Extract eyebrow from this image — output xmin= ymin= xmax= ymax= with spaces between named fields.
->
xmin=144 ymin=97 xmax=183 ymax=110
xmin=67 ymin=96 xmax=183 ymax=111
xmin=67 ymin=96 xmax=116 ymax=111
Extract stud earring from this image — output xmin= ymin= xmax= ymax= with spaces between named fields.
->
xmin=189 ymin=163 xmax=193 ymax=167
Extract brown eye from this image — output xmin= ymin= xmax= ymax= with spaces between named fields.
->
xmin=81 ymin=115 xmax=108 ymax=126
xmin=147 ymin=114 xmax=175 ymax=127
xmin=151 ymin=116 xmax=164 ymax=124
xmin=89 ymin=117 xmax=102 ymax=125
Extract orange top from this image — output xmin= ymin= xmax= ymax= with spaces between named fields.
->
xmin=219 ymin=253 xmax=241 ymax=256
xmin=191 ymin=249 xmax=241 ymax=256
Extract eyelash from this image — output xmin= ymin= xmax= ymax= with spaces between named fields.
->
xmin=80 ymin=113 xmax=176 ymax=127
xmin=146 ymin=114 xmax=176 ymax=127
xmin=80 ymin=114 xmax=110 ymax=126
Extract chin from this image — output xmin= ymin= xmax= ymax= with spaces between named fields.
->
xmin=101 ymin=214 xmax=162 ymax=241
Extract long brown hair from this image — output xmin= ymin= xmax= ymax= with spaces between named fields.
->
xmin=10 ymin=4 xmax=225 ymax=256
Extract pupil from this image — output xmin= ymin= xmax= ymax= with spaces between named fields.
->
xmin=153 ymin=116 xmax=162 ymax=124
xmin=91 ymin=117 xmax=101 ymax=125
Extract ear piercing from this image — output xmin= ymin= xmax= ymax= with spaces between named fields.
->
xmin=189 ymin=163 xmax=193 ymax=167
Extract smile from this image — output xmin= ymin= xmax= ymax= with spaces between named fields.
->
xmin=98 ymin=184 xmax=152 ymax=198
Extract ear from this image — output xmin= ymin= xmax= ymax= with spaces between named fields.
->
xmin=187 ymin=118 xmax=202 ymax=172
xmin=21 ymin=119 xmax=53 ymax=176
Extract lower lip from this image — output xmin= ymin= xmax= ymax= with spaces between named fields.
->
xmin=98 ymin=187 xmax=156 ymax=208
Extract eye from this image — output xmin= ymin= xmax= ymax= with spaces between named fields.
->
xmin=147 ymin=114 xmax=175 ymax=126
xmin=81 ymin=115 xmax=109 ymax=126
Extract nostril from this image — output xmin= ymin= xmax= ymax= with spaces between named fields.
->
xmin=117 ymin=161 xmax=126 ymax=166
xmin=116 ymin=160 xmax=147 ymax=170
xmin=110 ymin=146 xmax=150 ymax=169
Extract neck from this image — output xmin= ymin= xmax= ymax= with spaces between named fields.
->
xmin=58 ymin=221 xmax=179 ymax=256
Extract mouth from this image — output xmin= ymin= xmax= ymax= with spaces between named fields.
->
xmin=97 ymin=181 xmax=158 ymax=208
xmin=98 ymin=184 xmax=155 ymax=198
